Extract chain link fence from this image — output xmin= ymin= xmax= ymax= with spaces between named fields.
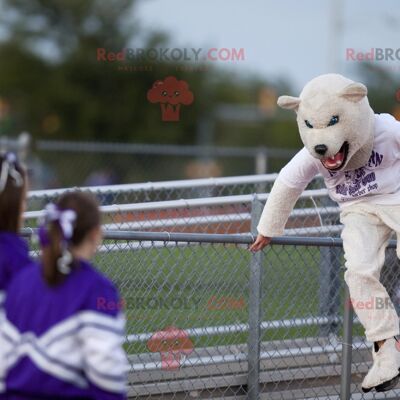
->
xmin=26 ymin=174 xmax=335 ymax=237
xmin=22 ymin=192 xmax=400 ymax=399
xmin=98 ymin=233 xmax=400 ymax=399
xmin=20 ymin=170 xmax=400 ymax=399
xmin=20 ymin=228 xmax=400 ymax=399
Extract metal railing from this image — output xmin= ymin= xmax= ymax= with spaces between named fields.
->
xmin=26 ymin=173 xmax=337 ymax=237
xmin=27 ymin=173 xmax=281 ymax=206
xmin=25 ymin=190 xmax=341 ymax=238
xmin=27 ymin=173 xmax=330 ymax=203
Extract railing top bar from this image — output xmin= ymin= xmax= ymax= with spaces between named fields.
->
xmin=23 ymin=228 xmax=396 ymax=248
xmin=28 ymin=173 xmax=280 ymax=199
xmin=37 ymin=140 xmax=297 ymax=158
xmin=106 ymin=230 xmax=255 ymax=244
xmin=24 ymin=189 xmax=329 ymax=219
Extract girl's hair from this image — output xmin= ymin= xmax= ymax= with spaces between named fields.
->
xmin=0 ymin=153 xmax=27 ymax=233
xmin=42 ymin=192 xmax=101 ymax=286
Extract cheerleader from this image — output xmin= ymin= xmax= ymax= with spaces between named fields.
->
xmin=0 ymin=152 xmax=31 ymax=314
xmin=0 ymin=192 xmax=128 ymax=399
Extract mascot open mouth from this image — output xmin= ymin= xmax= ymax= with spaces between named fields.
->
xmin=321 ymin=142 xmax=349 ymax=170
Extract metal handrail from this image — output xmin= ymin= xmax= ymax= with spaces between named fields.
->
xmin=28 ymin=173 xmax=281 ymax=199
xmin=25 ymin=189 xmax=330 ymax=220
xmin=21 ymin=228 xmax=397 ymax=248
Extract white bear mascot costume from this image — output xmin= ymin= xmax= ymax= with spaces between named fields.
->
xmin=253 ymin=74 xmax=400 ymax=393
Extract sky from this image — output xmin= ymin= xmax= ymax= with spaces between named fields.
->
xmin=134 ymin=0 xmax=400 ymax=91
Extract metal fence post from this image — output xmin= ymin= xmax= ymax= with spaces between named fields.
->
xmin=319 ymin=195 xmax=341 ymax=336
xmin=319 ymin=246 xmax=341 ymax=336
xmin=382 ymin=248 xmax=400 ymax=315
xmin=247 ymin=195 xmax=264 ymax=400
xmin=255 ymin=148 xmax=268 ymax=175
xmin=340 ymin=283 xmax=353 ymax=400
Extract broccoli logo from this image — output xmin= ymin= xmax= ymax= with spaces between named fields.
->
xmin=147 ymin=325 xmax=194 ymax=370
xmin=147 ymin=76 xmax=194 ymax=122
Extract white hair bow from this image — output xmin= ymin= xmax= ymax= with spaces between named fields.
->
xmin=0 ymin=153 xmax=23 ymax=193
xmin=43 ymin=203 xmax=77 ymax=240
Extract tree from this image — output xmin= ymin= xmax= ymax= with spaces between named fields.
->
xmin=0 ymin=1 xmax=302 ymax=161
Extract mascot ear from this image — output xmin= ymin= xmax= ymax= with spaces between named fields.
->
xmin=277 ymin=96 xmax=301 ymax=111
xmin=339 ymin=82 xmax=367 ymax=103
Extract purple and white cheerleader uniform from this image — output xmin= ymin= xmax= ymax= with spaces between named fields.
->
xmin=0 ymin=259 xmax=128 ymax=399
xmin=0 ymin=232 xmax=32 ymax=313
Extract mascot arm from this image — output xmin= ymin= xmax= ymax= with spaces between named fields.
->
xmin=257 ymin=179 xmax=303 ymax=237
xmin=257 ymin=147 xmax=319 ymax=237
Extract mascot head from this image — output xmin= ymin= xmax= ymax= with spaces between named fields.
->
xmin=278 ymin=74 xmax=375 ymax=171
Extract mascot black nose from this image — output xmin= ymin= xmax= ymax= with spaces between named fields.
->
xmin=314 ymin=144 xmax=328 ymax=155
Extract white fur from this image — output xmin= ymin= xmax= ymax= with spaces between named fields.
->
xmin=257 ymin=74 xmax=377 ymax=237
xmin=257 ymin=179 xmax=302 ymax=237
xmin=279 ymin=74 xmax=375 ymax=171
xmin=362 ymin=338 xmax=400 ymax=391
xmin=340 ymin=203 xmax=400 ymax=342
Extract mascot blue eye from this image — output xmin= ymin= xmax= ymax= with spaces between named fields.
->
xmin=328 ymin=115 xmax=339 ymax=127
xmin=305 ymin=120 xmax=313 ymax=129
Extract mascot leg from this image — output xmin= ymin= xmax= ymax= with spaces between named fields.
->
xmin=341 ymin=207 xmax=400 ymax=392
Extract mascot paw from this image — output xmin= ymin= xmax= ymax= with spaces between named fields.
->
xmin=362 ymin=338 xmax=400 ymax=393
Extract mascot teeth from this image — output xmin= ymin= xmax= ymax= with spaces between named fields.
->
xmin=321 ymin=142 xmax=349 ymax=170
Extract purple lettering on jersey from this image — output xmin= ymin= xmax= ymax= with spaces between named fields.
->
xmin=367 ymin=150 xmax=384 ymax=168
xmin=334 ymin=149 xmax=383 ymax=199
